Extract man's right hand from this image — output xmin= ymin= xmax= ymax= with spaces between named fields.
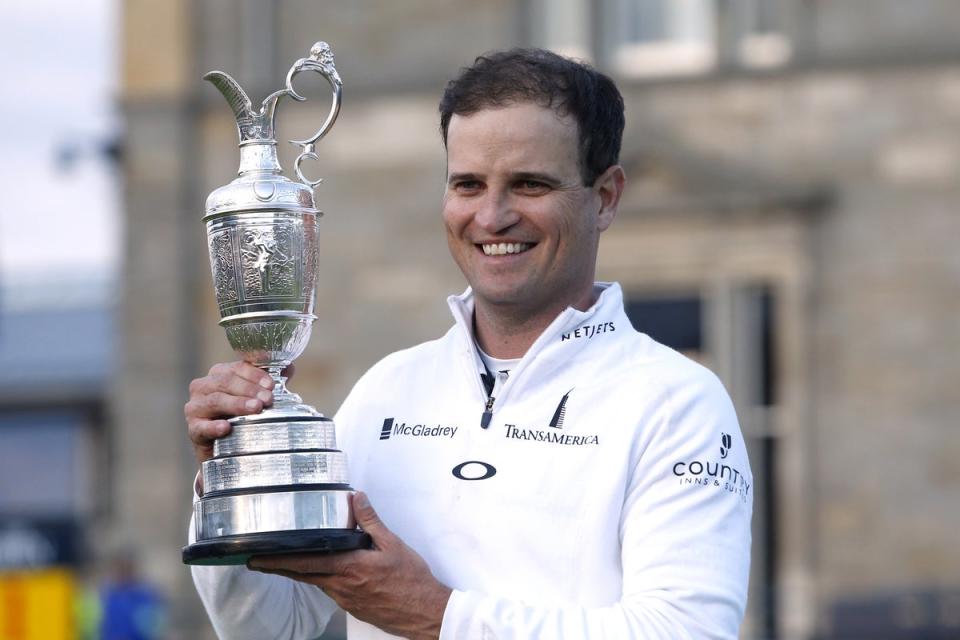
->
xmin=184 ymin=361 xmax=276 ymax=465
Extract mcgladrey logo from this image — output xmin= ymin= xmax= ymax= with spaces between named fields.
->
xmin=379 ymin=418 xmax=458 ymax=441
xmin=672 ymin=432 xmax=750 ymax=502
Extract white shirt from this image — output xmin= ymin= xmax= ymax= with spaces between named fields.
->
xmin=192 ymin=282 xmax=753 ymax=639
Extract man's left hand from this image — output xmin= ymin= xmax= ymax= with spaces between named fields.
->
xmin=248 ymin=492 xmax=451 ymax=640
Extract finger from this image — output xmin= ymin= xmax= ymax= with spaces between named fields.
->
xmin=351 ymin=492 xmax=396 ymax=549
xmin=188 ymin=418 xmax=232 ymax=446
xmin=229 ymin=361 xmax=276 ymax=389
xmin=188 ymin=377 xmax=272 ymax=412
xmin=248 ymin=551 xmax=358 ymax=575
xmin=248 ymin=569 xmax=341 ymax=601
xmin=194 ymin=368 xmax=274 ymax=402
xmin=210 ymin=361 xmax=274 ymax=389
xmin=186 ymin=391 xmax=264 ymax=420
xmin=212 ymin=374 xmax=274 ymax=406
xmin=248 ymin=565 xmax=318 ymax=583
xmin=187 ymin=418 xmax=232 ymax=464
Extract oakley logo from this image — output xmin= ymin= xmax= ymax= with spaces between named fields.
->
xmin=451 ymin=460 xmax=497 ymax=481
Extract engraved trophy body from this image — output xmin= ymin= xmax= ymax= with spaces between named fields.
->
xmin=183 ymin=43 xmax=370 ymax=565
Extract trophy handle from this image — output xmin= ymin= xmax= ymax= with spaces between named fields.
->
xmin=281 ymin=41 xmax=343 ymax=188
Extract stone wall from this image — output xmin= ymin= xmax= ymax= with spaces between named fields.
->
xmin=119 ymin=1 xmax=960 ymax=636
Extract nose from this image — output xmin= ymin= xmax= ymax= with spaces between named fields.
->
xmin=473 ymin=190 xmax=520 ymax=235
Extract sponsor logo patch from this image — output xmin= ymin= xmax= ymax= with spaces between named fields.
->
xmin=378 ymin=417 xmax=458 ymax=441
xmin=502 ymin=388 xmax=599 ymax=446
xmin=548 ymin=389 xmax=573 ymax=429
xmin=505 ymin=425 xmax=599 ymax=446
xmin=561 ymin=321 xmax=615 ymax=342
xmin=451 ymin=460 xmax=497 ymax=481
xmin=672 ymin=433 xmax=750 ymax=502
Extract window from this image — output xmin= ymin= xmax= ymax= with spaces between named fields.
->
xmin=0 ymin=409 xmax=97 ymax=517
xmin=735 ymin=0 xmax=792 ymax=68
xmin=625 ymin=295 xmax=704 ymax=358
xmin=613 ymin=0 xmax=717 ymax=77
xmin=0 ymin=408 xmax=97 ymax=570
xmin=605 ymin=0 xmax=792 ymax=78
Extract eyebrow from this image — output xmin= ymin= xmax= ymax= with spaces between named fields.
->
xmin=446 ymin=171 xmax=562 ymax=186
xmin=511 ymin=171 xmax=561 ymax=185
xmin=447 ymin=172 xmax=481 ymax=185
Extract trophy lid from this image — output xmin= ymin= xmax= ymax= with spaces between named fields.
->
xmin=203 ymin=42 xmax=342 ymax=220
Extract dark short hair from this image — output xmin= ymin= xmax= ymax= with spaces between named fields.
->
xmin=439 ymin=48 xmax=625 ymax=185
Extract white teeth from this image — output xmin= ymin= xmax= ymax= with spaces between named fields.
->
xmin=481 ymin=242 xmax=531 ymax=256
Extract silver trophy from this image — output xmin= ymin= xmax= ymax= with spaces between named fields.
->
xmin=183 ymin=42 xmax=369 ymax=565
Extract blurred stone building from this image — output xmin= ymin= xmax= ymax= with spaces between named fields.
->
xmin=117 ymin=1 xmax=960 ymax=637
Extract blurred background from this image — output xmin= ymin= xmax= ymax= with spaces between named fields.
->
xmin=1 ymin=0 xmax=959 ymax=638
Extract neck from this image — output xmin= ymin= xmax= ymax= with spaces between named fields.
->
xmin=473 ymin=284 xmax=598 ymax=359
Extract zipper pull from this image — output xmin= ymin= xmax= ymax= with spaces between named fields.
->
xmin=480 ymin=369 xmax=508 ymax=429
xmin=480 ymin=396 xmax=495 ymax=429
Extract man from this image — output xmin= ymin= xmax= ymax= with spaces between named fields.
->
xmin=186 ymin=48 xmax=752 ymax=639
xmin=99 ymin=551 xmax=168 ymax=640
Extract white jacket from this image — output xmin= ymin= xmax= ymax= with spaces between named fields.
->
xmin=192 ymin=282 xmax=753 ymax=639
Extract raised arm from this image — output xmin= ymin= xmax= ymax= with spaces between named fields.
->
xmin=185 ymin=361 xmax=339 ymax=639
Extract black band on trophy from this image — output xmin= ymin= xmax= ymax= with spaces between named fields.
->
xmin=183 ymin=530 xmax=372 ymax=566
xmin=198 ymin=483 xmax=355 ymax=500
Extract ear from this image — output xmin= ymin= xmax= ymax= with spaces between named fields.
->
xmin=593 ymin=165 xmax=626 ymax=232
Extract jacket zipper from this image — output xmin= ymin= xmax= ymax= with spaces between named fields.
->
xmin=480 ymin=369 xmax=508 ymax=429
xmin=480 ymin=396 xmax=495 ymax=429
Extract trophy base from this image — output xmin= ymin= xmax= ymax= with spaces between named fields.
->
xmin=183 ymin=529 xmax=372 ymax=565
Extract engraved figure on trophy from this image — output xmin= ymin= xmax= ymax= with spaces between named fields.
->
xmin=183 ymin=42 xmax=370 ymax=565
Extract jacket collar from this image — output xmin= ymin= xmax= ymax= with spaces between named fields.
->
xmin=446 ymin=283 xmax=628 ymax=401
xmin=447 ymin=282 xmax=624 ymax=343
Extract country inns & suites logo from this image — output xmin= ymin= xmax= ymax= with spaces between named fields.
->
xmin=672 ymin=432 xmax=750 ymax=502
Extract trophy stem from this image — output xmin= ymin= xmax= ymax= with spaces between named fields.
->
xmin=266 ymin=366 xmax=303 ymax=406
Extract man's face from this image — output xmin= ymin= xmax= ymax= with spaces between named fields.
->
xmin=442 ymin=103 xmax=620 ymax=316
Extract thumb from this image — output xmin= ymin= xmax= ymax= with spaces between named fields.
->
xmin=352 ymin=491 xmax=395 ymax=548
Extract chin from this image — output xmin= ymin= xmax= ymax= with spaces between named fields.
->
xmin=472 ymin=286 xmax=536 ymax=309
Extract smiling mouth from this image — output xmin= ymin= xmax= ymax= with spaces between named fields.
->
xmin=480 ymin=242 xmax=533 ymax=256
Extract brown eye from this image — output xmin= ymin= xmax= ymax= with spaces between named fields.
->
xmin=455 ymin=180 xmax=482 ymax=193
xmin=517 ymin=180 xmax=550 ymax=195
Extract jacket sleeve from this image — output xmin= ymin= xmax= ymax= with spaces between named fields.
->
xmin=189 ymin=502 xmax=340 ymax=639
xmin=187 ymin=369 xmax=382 ymax=640
xmin=438 ymin=370 xmax=753 ymax=639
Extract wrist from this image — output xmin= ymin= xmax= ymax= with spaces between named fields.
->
xmin=411 ymin=583 xmax=452 ymax=640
